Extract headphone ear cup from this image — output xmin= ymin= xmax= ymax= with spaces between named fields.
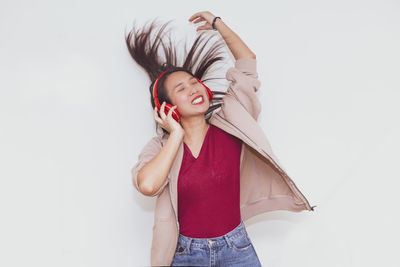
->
xmin=163 ymin=103 xmax=181 ymax=123
xmin=195 ymin=77 xmax=213 ymax=102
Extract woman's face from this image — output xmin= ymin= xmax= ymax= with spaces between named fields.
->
xmin=164 ymin=71 xmax=210 ymax=119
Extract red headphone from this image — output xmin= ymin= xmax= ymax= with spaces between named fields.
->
xmin=152 ymin=70 xmax=213 ymax=123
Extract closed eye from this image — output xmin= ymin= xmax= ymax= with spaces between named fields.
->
xmin=176 ymin=78 xmax=197 ymax=91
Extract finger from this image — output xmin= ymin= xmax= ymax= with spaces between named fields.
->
xmin=197 ymin=24 xmax=211 ymax=31
xmin=193 ymin=17 xmax=205 ymax=24
xmin=166 ymin=104 xmax=175 ymax=118
xmin=153 ymin=106 xmax=157 ymax=117
xmin=154 ymin=115 xmax=163 ymax=124
xmin=153 ymin=106 xmax=159 ymax=118
xmin=159 ymin=102 xmax=166 ymax=119
xmin=188 ymin=12 xmax=202 ymax=22
xmin=154 ymin=107 xmax=163 ymax=123
xmin=167 ymin=105 xmax=177 ymax=117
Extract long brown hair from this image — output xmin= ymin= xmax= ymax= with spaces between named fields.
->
xmin=124 ymin=18 xmax=228 ymax=135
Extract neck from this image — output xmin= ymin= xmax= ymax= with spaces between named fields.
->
xmin=180 ymin=116 xmax=209 ymax=144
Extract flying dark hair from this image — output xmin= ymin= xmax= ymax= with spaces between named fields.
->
xmin=124 ymin=18 xmax=228 ymax=135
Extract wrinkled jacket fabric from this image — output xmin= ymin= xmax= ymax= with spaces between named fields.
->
xmin=131 ymin=58 xmax=316 ymax=266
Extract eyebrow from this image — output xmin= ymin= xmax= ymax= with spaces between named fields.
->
xmin=174 ymin=76 xmax=196 ymax=90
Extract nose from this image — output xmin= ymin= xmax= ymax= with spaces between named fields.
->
xmin=190 ymin=86 xmax=198 ymax=95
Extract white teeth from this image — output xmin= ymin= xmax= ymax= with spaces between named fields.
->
xmin=192 ymin=96 xmax=203 ymax=104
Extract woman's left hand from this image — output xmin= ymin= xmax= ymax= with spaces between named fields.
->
xmin=188 ymin=11 xmax=218 ymax=31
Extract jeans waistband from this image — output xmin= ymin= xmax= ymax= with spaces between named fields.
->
xmin=177 ymin=219 xmax=248 ymax=248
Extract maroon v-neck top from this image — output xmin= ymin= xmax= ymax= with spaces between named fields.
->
xmin=177 ymin=124 xmax=243 ymax=238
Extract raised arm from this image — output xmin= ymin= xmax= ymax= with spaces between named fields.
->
xmin=188 ymin=11 xmax=256 ymax=60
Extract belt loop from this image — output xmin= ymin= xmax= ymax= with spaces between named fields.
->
xmin=186 ymin=237 xmax=192 ymax=253
xmin=223 ymin=235 xmax=232 ymax=248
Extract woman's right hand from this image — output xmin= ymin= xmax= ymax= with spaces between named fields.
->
xmin=153 ymin=101 xmax=184 ymax=136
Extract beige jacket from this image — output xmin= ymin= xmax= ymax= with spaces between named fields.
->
xmin=131 ymin=57 xmax=316 ymax=266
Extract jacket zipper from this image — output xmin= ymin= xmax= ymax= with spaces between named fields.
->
xmin=215 ymin=113 xmax=316 ymax=211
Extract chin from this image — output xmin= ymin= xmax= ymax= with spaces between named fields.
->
xmin=187 ymin=102 xmax=209 ymax=112
xmin=182 ymin=107 xmax=209 ymax=118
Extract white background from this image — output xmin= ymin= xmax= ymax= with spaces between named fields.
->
xmin=1 ymin=0 xmax=399 ymax=266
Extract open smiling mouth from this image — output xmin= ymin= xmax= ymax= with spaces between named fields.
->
xmin=191 ymin=96 xmax=204 ymax=105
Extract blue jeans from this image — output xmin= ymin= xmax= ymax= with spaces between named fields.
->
xmin=171 ymin=219 xmax=262 ymax=266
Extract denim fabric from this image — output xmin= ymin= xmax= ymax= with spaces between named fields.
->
xmin=171 ymin=219 xmax=262 ymax=266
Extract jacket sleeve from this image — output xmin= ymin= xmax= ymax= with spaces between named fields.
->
xmin=131 ymin=136 xmax=169 ymax=197
xmin=225 ymin=57 xmax=262 ymax=121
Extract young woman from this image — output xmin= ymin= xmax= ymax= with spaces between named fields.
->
xmin=126 ymin=11 xmax=315 ymax=266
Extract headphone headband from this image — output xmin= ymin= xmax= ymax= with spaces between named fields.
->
xmin=152 ymin=70 xmax=168 ymax=110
